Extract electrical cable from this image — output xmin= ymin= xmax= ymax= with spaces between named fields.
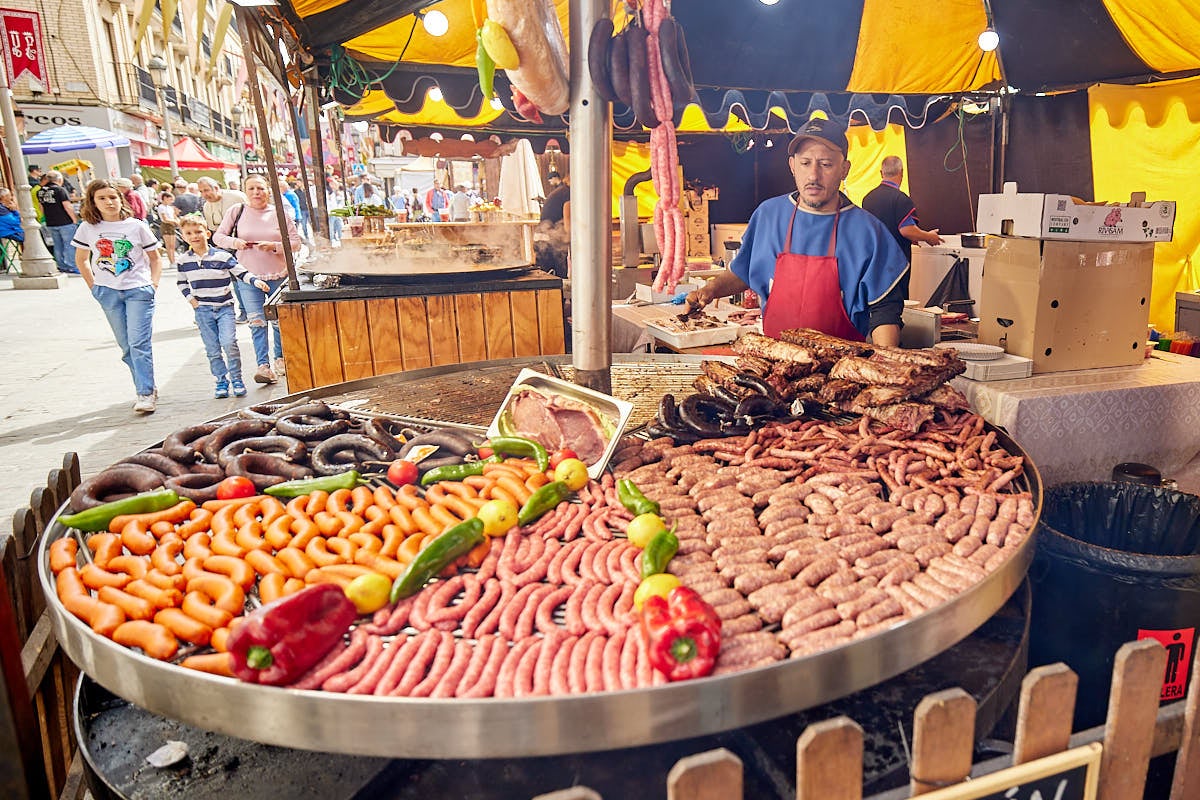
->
xmin=326 ymin=18 xmax=419 ymax=104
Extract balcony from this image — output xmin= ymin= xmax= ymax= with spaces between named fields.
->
xmin=112 ymin=62 xmax=239 ymax=145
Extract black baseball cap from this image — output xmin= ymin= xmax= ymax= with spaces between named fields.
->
xmin=788 ymin=118 xmax=849 ymax=158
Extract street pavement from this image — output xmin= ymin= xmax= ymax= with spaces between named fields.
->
xmin=0 ymin=266 xmax=290 ymax=537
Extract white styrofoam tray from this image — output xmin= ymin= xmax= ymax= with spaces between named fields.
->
xmin=644 ymin=320 xmax=742 ymax=348
xmin=961 ymin=353 xmax=1034 ymax=381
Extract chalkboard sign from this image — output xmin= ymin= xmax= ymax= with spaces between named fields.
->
xmin=918 ymin=743 xmax=1100 ymax=800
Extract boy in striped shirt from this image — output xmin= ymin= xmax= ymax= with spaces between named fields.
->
xmin=176 ymin=215 xmax=269 ymax=398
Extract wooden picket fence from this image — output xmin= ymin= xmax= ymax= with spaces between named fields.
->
xmin=3 ymin=453 xmax=1199 ymax=800
xmin=532 ymin=639 xmax=1200 ymax=800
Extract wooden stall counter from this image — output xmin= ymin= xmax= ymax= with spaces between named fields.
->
xmin=274 ymin=270 xmax=565 ymax=391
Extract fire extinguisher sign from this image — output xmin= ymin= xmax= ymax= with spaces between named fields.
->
xmin=1137 ymin=627 xmax=1195 ymax=702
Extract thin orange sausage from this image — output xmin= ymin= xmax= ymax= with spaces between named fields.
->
xmin=313 ymin=511 xmax=342 ymax=537
xmin=79 ymin=563 xmax=133 ymax=590
xmin=525 ymin=471 xmax=550 ymax=491
xmin=108 ymin=499 xmax=196 ymax=533
xmin=429 ymin=502 xmax=464 ymax=529
xmin=182 ymin=591 xmax=235 ymax=629
xmin=396 ymin=533 xmax=428 ymax=564
xmin=244 ymin=549 xmax=288 ymax=577
xmin=180 ymin=652 xmax=234 ymax=677
xmin=210 ymin=622 xmax=239 ymax=653
xmin=203 ymin=555 xmax=256 ymax=591
xmin=201 ymin=495 xmax=262 ymax=511
xmin=438 ymin=481 xmax=479 ymax=500
xmin=440 ymin=494 xmax=478 ymax=521
xmin=257 ymin=571 xmax=288 ymax=604
xmin=186 ymin=574 xmax=245 ymax=615
xmin=235 ymin=520 xmax=270 ymax=552
xmin=466 ymin=539 xmax=492 ymax=568
xmin=58 ymin=568 xmax=126 ymax=636
xmin=259 ymin=496 xmax=286 ymax=525
xmin=233 ymin=499 xmax=264 ymax=529
xmin=326 ymin=488 xmax=353 ymax=514
xmin=282 ymin=578 xmax=306 ymax=597
xmin=145 ymin=568 xmax=187 ymax=592
xmin=106 ymin=555 xmax=149 ymax=580
xmin=49 ymin=537 xmax=79 ymax=574
xmin=353 ymin=550 xmax=405 ymax=579
xmin=395 ymin=484 xmax=424 ymax=510
xmin=334 ymin=511 xmax=364 ymax=536
xmin=372 ymin=484 xmax=397 ymax=509
xmin=150 ymin=520 xmax=176 ymax=537
xmin=494 ymin=474 xmax=533 ymax=504
xmin=305 ymin=537 xmax=343 ymax=568
xmin=462 ymin=475 xmax=492 ymax=492
xmin=176 ymin=508 xmax=214 ymax=538
xmin=151 ymin=540 xmax=184 ymax=576
xmin=305 ymin=564 xmax=370 ymax=587
xmin=350 ymin=485 xmax=374 ymax=515
xmin=364 ymin=504 xmax=388 ymax=522
xmin=210 ymin=503 xmax=240 ymax=535
xmin=482 ymin=462 xmax=528 ymax=481
xmin=348 ymin=532 xmax=382 ymax=552
xmin=288 ymin=517 xmax=321 ymax=549
xmin=380 ymin=525 xmax=405 ymax=558
xmin=276 ymin=547 xmax=317 ymax=580
xmin=461 ymin=496 xmax=487 ymax=512
xmin=265 ymin=515 xmax=294 ymax=550
xmin=325 ymin=536 xmax=358 ymax=563
xmin=285 ymin=495 xmax=310 ymax=518
xmin=124 ymin=579 xmax=182 ymax=609
xmin=155 ymin=607 xmax=213 ymax=645
xmin=119 ymin=520 xmax=157 ymax=556
xmin=97 ymin=585 xmax=157 ymax=621
xmin=183 ymin=533 xmax=213 ymax=560
xmin=87 ymin=533 xmax=124 ymax=568
xmin=210 ymin=526 xmax=247 ymax=558
xmin=424 ymin=484 xmax=450 ymax=504
xmin=387 ymin=504 xmax=418 ymax=535
xmin=411 ymin=506 xmax=442 ymax=537
xmin=304 ymin=490 xmax=331 ymax=516
xmin=488 ymin=485 xmax=520 ymax=507
xmin=359 ymin=515 xmax=388 ymax=536
xmin=113 ymin=620 xmax=178 ymax=660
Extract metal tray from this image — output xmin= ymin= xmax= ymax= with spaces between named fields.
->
xmin=38 ymin=357 xmax=1042 ymax=760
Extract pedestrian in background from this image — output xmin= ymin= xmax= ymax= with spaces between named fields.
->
xmin=175 ymin=214 xmax=268 ymax=399
xmin=213 ymin=174 xmax=301 ymax=385
xmin=172 ymin=179 xmax=201 ymax=215
xmin=198 ymin=176 xmax=249 ymax=321
xmin=288 ymin=178 xmax=312 ymax=241
xmin=38 ymin=170 xmax=79 ymax=273
xmin=156 ymin=191 xmax=180 ymax=267
xmin=114 ymin=178 xmax=146 ymax=220
xmin=72 ymin=179 xmax=163 ymax=413
xmin=327 ymin=178 xmax=344 ymax=243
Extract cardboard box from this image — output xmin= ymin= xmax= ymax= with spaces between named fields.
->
xmin=977 ymin=237 xmax=1154 ymax=373
xmin=977 ymin=182 xmax=1175 ymax=243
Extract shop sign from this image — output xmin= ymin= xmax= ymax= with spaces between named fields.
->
xmin=20 ymin=103 xmax=110 ymax=133
xmin=242 ymin=126 xmax=255 ymax=152
xmin=0 ymin=9 xmax=46 ymax=86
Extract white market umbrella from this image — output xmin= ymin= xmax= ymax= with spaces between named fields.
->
xmin=498 ymin=138 xmax=544 ymax=218
xmin=22 ymin=125 xmax=130 ymax=154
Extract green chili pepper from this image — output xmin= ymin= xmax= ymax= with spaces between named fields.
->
xmin=488 ymin=436 xmax=550 ymax=472
xmin=264 ymin=470 xmax=362 ymax=498
xmin=390 ymin=517 xmax=485 ymax=602
xmin=617 ymin=478 xmax=661 ymax=517
xmin=517 ymin=480 xmax=572 ymax=526
xmin=476 ymin=30 xmax=496 ymax=100
xmin=57 ymin=489 xmax=180 ymax=533
xmin=641 ymin=529 xmax=679 ymax=579
xmin=419 ymin=455 xmax=502 ymax=487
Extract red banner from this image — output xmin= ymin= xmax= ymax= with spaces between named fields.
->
xmin=242 ymin=126 xmax=255 ymax=152
xmin=0 ymin=9 xmax=46 ymax=86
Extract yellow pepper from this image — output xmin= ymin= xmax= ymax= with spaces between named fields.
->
xmin=481 ymin=19 xmax=520 ymax=70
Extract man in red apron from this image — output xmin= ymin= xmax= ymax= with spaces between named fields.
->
xmin=686 ymin=119 xmax=908 ymax=346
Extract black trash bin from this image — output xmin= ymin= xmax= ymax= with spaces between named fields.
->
xmin=1029 ymin=481 xmax=1200 ymax=730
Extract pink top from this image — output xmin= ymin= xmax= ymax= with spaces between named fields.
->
xmin=212 ymin=203 xmax=300 ymax=280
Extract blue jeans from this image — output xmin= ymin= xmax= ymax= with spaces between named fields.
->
xmin=194 ymin=304 xmax=242 ymax=382
xmin=230 ymin=279 xmax=248 ymax=319
xmin=49 ymin=223 xmax=78 ymax=271
xmin=92 ymin=284 xmax=156 ymax=396
xmin=243 ymin=277 xmax=285 ymax=366
xmin=328 ymin=216 xmax=342 ymax=241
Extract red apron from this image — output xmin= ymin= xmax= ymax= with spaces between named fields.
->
xmin=762 ymin=202 xmax=865 ymax=342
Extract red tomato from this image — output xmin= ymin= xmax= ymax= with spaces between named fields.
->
xmin=477 ymin=446 xmax=495 ymax=459
xmin=387 ymin=459 xmax=419 ymax=487
xmin=216 ymin=475 xmax=256 ymax=500
xmin=549 ymin=449 xmax=579 ymax=469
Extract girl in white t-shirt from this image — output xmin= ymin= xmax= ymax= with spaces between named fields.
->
xmin=73 ymin=179 xmax=163 ymax=413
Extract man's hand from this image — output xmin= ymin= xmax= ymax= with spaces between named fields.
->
xmin=684 ymin=285 xmax=711 ymax=311
xmin=188 ymin=296 xmax=199 ymax=309
xmin=925 ymin=228 xmax=943 ymax=246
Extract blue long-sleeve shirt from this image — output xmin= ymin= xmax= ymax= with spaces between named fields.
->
xmin=0 ymin=206 xmax=23 ymax=242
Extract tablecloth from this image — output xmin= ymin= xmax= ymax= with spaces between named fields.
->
xmin=952 ymin=351 xmax=1200 ymax=487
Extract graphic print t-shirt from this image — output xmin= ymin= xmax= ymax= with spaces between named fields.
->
xmin=72 ymin=217 xmax=161 ymax=289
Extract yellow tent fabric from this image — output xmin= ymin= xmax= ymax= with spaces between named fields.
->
xmin=848 ymin=0 xmax=1000 ymax=93
xmin=292 ymin=0 xmax=346 ymax=15
xmin=1102 ymin=0 xmax=1200 ymax=74
xmin=1089 ymin=76 xmax=1200 ymax=332
xmin=845 ymin=123 xmax=908 ymax=206
xmin=611 ymin=141 xmax=656 ymax=219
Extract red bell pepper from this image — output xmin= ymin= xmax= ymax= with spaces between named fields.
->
xmin=227 ymin=584 xmax=357 ymax=685
xmin=640 ymin=585 xmax=722 ymax=681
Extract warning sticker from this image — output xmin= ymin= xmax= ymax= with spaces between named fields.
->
xmin=1137 ymin=627 xmax=1195 ymax=702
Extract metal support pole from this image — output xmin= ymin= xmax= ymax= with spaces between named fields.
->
xmin=236 ymin=6 xmax=299 ymax=291
xmin=305 ymin=85 xmax=330 ymax=242
xmin=328 ymin=108 xmax=351 ymax=208
xmin=287 ymin=88 xmax=317 ymax=246
xmin=0 ymin=81 xmax=62 ymax=287
xmin=156 ymin=86 xmax=178 ymax=178
xmin=568 ymin=0 xmax=613 ymax=393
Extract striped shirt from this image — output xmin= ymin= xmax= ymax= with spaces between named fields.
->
xmin=175 ymin=246 xmax=256 ymax=307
